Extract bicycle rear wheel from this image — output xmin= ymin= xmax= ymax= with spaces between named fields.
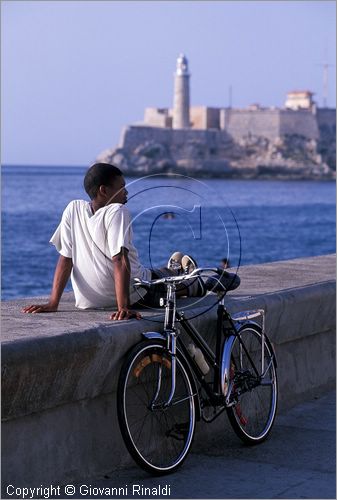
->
xmin=226 ymin=325 xmax=277 ymax=444
xmin=117 ymin=340 xmax=196 ymax=474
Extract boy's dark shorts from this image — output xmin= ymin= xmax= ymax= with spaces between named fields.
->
xmin=134 ymin=269 xmax=168 ymax=308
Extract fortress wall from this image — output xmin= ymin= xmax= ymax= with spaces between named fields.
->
xmin=120 ymin=126 xmax=230 ymax=151
xmin=188 ymin=107 xmax=220 ymax=130
xmin=205 ymin=107 xmax=220 ymax=129
xmin=119 ymin=126 xmax=167 ymax=149
xmin=279 ymin=110 xmax=319 ymax=139
xmin=143 ymin=108 xmax=172 ymax=128
xmin=190 ymin=106 xmax=207 ymax=129
xmin=120 ymin=108 xmax=334 ymax=153
xmin=221 ymin=109 xmax=281 ymax=141
xmin=316 ymin=108 xmax=336 ymax=131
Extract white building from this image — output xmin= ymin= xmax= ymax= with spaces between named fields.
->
xmin=285 ymin=91 xmax=315 ymax=110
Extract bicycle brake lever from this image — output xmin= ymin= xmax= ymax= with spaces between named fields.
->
xmin=134 ymin=279 xmax=150 ymax=287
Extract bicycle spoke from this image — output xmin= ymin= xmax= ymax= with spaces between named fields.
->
xmin=129 ymin=384 xmax=150 ymax=407
xmin=134 ymin=412 xmax=151 ymax=448
xmin=162 ymin=411 xmax=179 ymax=457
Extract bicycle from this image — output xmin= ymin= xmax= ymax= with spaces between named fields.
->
xmin=117 ymin=267 xmax=278 ymax=475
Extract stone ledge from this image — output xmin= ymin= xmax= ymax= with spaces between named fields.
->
xmin=1 ymin=254 xmax=335 ymax=422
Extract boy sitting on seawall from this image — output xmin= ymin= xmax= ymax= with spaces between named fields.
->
xmin=22 ymin=163 xmax=205 ymax=321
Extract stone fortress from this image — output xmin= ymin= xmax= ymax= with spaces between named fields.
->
xmin=98 ymin=54 xmax=336 ymax=178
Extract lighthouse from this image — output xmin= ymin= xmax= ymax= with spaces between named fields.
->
xmin=172 ymin=54 xmax=190 ymax=129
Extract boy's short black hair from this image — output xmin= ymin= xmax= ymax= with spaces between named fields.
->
xmin=84 ymin=163 xmax=123 ymax=199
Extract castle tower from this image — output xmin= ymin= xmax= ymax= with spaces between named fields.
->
xmin=172 ymin=54 xmax=190 ymax=129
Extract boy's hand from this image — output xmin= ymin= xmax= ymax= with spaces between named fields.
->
xmin=22 ymin=303 xmax=58 ymax=314
xmin=110 ymin=308 xmax=142 ymax=321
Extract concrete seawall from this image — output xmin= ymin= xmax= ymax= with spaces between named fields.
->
xmin=1 ymin=254 xmax=336 ymax=488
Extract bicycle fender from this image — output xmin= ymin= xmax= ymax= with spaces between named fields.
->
xmin=142 ymin=331 xmax=166 ymax=341
xmin=233 ymin=319 xmax=261 ymax=332
xmin=221 ymin=335 xmax=236 ymax=398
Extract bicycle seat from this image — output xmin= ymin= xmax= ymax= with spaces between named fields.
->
xmin=204 ymin=271 xmax=240 ymax=293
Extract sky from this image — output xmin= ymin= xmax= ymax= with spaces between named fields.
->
xmin=1 ymin=0 xmax=336 ymax=166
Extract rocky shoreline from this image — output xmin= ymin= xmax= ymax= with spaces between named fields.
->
xmin=97 ymin=132 xmax=335 ymax=180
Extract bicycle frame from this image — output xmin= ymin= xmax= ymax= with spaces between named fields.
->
xmin=176 ymin=296 xmax=267 ymax=405
xmin=139 ymin=271 xmax=275 ymax=419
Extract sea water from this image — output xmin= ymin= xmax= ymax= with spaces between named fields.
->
xmin=2 ymin=165 xmax=335 ymax=300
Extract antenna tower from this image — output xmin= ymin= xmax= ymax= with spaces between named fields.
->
xmin=316 ymin=61 xmax=334 ymax=108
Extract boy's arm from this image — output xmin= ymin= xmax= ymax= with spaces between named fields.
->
xmin=110 ymin=247 xmax=141 ymax=321
xmin=22 ymin=255 xmax=73 ymax=313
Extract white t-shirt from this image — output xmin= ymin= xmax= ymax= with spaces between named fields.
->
xmin=50 ymin=200 xmax=151 ymax=309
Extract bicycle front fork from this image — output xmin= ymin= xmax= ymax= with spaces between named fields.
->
xmin=149 ymin=330 xmax=177 ymax=409
xmin=165 ymin=330 xmax=177 ymax=407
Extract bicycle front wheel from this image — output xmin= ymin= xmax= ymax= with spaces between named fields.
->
xmin=226 ymin=325 xmax=278 ymax=444
xmin=117 ymin=340 xmax=196 ymax=474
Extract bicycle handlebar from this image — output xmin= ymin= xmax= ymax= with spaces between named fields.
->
xmin=134 ymin=267 xmax=228 ymax=288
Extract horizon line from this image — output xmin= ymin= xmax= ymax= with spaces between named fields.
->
xmin=2 ymin=163 xmax=88 ymax=168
